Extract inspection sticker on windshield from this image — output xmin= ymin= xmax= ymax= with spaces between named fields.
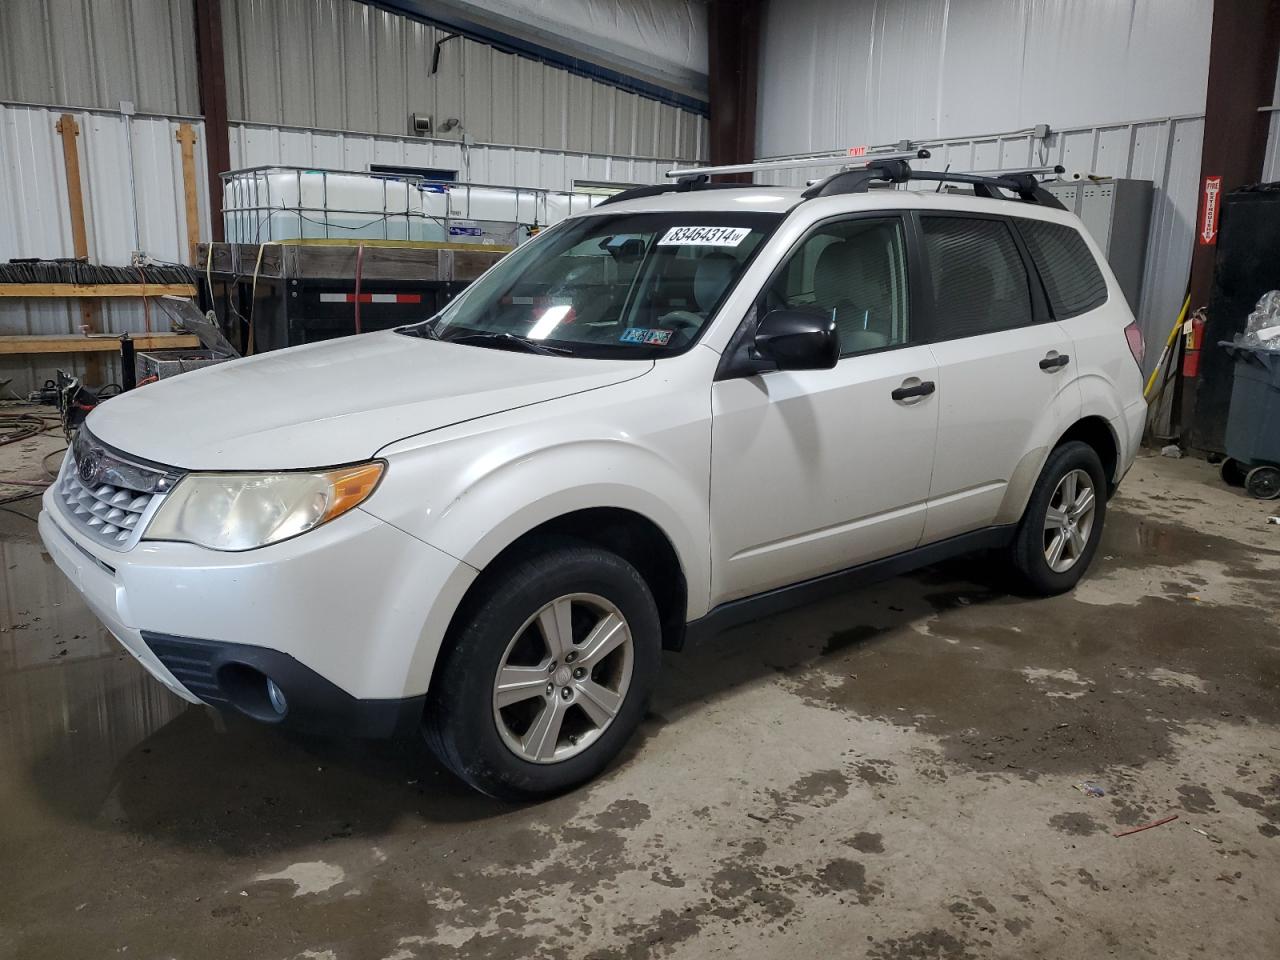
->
xmin=620 ymin=327 xmax=673 ymax=346
xmin=657 ymin=225 xmax=751 ymax=247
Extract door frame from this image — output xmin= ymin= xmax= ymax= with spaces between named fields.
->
xmin=714 ymin=209 xmax=930 ymax=380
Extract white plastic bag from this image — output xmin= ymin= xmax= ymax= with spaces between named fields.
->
xmin=1241 ymin=290 xmax=1280 ymax=348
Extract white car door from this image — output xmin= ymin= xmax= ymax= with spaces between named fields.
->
xmin=917 ymin=213 xmax=1081 ymax=543
xmin=710 ymin=214 xmax=940 ymax=605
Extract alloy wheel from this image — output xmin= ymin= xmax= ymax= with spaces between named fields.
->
xmin=1043 ymin=468 xmax=1097 ymax=574
xmin=492 ymin=593 xmax=634 ymax=764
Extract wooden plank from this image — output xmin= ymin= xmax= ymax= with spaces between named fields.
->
xmin=0 ymin=283 xmax=198 ymax=298
xmin=0 ymin=334 xmax=202 ymax=356
xmin=55 ymin=115 xmax=89 ymax=259
xmin=176 ymin=124 xmax=201 ymax=265
xmin=56 ymin=113 xmax=103 ymax=380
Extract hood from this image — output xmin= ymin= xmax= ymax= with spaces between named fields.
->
xmin=87 ymin=331 xmax=652 ymax=470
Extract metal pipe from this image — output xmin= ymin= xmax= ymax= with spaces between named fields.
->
xmin=122 ymin=113 xmax=142 ymax=253
xmin=667 ymin=148 xmax=931 ymax=180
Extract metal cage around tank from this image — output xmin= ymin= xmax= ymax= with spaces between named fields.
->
xmin=220 ymin=166 xmax=608 ymax=247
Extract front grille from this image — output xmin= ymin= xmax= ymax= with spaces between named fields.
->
xmin=57 ymin=468 xmax=154 ymax=546
xmin=54 ymin=429 xmax=182 ymax=550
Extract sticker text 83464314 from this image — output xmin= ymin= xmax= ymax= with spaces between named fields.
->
xmin=657 ymin=226 xmax=751 ymax=247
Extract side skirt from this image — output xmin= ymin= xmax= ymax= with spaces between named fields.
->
xmin=680 ymin=525 xmax=1017 ymax=649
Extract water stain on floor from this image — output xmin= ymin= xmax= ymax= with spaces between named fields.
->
xmin=1 ymin=455 xmax=1279 ymax=960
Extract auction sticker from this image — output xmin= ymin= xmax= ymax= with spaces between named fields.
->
xmin=620 ymin=327 xmax=673 ymax=345
xmin=657 ymin=225 xmax=751 ymax=247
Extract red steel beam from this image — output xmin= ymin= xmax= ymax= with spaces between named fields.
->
xmin=194 ymin=0 xmax=231 ymax=243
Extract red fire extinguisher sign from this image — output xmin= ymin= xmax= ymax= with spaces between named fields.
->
xmin=1199 ymin=175 xmax=1223 ymax=246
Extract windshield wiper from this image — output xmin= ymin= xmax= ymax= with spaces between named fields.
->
xmin=446 ymin=332 xmax=572 ymax=356
xmin=398 ymin=318 xmax=442 ymax=340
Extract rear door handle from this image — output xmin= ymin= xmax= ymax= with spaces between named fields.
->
xmin=891 ymin=379 xmax=936 ymax=401
xmin=1039 ymin=353 xmax=1070 ymax=370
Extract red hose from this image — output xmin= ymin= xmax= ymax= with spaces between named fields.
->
xmin=353 ymin=244 xmax=365 ymax=334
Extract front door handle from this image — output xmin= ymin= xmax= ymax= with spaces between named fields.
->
xmin=1039 ymin=352 xmax=1071 ymax=371
xmin=891 ymin=379 xmax=936 ymax=401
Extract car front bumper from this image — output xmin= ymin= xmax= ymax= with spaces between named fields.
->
xmin=39 ymin=487 xmax=477 ymax=734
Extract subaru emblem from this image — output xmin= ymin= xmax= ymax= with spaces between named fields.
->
xmin=78 ymin=452 xmax=99 ymax=485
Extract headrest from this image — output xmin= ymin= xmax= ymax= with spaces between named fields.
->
xmin=693 ymin=253 xmax=738 ymax=313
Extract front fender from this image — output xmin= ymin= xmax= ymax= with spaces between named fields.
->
xmin=363 ymin=379 xmax=714 ymax=620
xmin=442 ymin=438 xmax=710 ymax=616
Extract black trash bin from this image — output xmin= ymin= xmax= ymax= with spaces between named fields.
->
xmin=1219 ymin=341 xmax=1280 ymax=499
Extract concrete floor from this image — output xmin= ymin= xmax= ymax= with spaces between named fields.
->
xmin=2 ymin=440 xmax=1279 ymax=960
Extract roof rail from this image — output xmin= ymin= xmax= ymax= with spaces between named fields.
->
xmin=596 ymin=175 xmax=758 ymax=207
xmin=598 ymin=148 xmax=934 ymax=207
xmin=664 ymin=148 xmax=930 ymax=180
xmin=802 ymin=160 xmax=1067 ymax=209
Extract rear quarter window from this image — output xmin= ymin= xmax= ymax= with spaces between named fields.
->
xmin=1015 ymin=219 xmax=1109 ymax=319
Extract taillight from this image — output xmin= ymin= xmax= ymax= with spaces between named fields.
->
xmin=1124 ymin=320 xmax=1145 ymax=368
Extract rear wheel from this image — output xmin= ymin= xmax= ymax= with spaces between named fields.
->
xmin=1220 ymin=457 xmax=1248 ymax=487
xmin=1008 ymin=441 xmax=1107 ymax=595
xmin=1245 ymin=465 xmax=1280 ymax=500
xmin=424 ymin=542 xmax=661 ymax=800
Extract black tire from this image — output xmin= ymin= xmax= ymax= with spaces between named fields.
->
xmin=1220 ymin=457 xmax=1248 ymax=487
xmin=1245 ymin=465 xmax=1280 ymax=500
xmin=424 ymin=541 xmax=661 ymax=801
xmin=1008 ymin=441 xmax=1108 ymax=596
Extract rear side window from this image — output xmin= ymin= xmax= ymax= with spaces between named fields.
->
xmin=1015 ymin=219 xmax=1109 ymax=319
xmin=921 ymin=217 xmax=1032 ymax=339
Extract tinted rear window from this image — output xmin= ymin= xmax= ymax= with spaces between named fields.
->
xmin=921 ymin=216 xmax=1032 ymax=339
xmin=1016 ymin=219 xmax=1108 ymax=319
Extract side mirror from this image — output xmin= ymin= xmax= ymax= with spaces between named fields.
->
xmin=753 ymin=308 xmax=839 ymax=371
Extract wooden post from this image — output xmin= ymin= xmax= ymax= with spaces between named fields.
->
xmin=176 ymin=124 xmax=201 ymax=264
xmin=55 ymin=113 xmax=103 ymax=382
xmin=55 ymin=115 xmax=89 ymax=258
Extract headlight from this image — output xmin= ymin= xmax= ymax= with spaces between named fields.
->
xmin=144 ymin=462 xmax=385 ymax=551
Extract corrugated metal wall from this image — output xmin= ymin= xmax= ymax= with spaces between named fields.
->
xmin=0 ymin=104 xmax=210 ymax=264
xmin=229 ymin=122 xmax=691 ymax=192
xmin=0 ymin=103 xmax=211 ymax=394
xmin=0 ymin=0 xmax=199 ymax=116
xmin=754 ymin=0 xmax=1212 ymax=378
xmin=757 ymin=0 xmax=1211 ymax=157
xmin=757 ymin=116 xmax=1205 ymax=377
xmin=1264 ymin=50 xmax=1280 ymax=183
xmin=221 ymin=0 xmax=705 ymax=160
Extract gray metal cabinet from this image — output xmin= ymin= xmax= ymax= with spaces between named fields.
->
xmin=1044 ymin=178 xmax=1154 ymax=315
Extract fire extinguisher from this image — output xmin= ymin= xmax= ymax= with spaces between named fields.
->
xmin=1182 ymin=308 xmax=1207 ymax=378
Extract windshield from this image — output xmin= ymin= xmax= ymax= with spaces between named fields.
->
xmin=401 ymin=211 xmax=780 ymax=358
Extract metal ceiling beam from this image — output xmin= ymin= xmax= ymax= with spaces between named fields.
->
xmin=363 ymin=0 xmax=709 ymax=115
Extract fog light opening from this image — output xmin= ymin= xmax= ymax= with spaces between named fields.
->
xmin=217 ymin=662 xmax=289 ymax=723
xmin=266 ymin=677 xmax=288 ymax=715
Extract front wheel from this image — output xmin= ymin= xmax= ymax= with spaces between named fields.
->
xmin=1008 ymin=441 xmax=1107 ymax=595
xmin=424 ymin=542 xmax=661 ymax=800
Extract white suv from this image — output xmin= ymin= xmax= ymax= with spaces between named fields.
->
xmin=40 ymin=163 xmax=1147 ymax=798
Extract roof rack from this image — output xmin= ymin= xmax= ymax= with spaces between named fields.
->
xmin=664 ymin=148 xmax=931 ymax=181
xmin=802 ymin=159 xmax=1067 ymax=209
xmin=598 ymin=148 xmax=931 ymax=207
xmin=601 ymin=152 xmax=1065 ymax=209
xmin=596 ymin=178 xmax=753 ymax=206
